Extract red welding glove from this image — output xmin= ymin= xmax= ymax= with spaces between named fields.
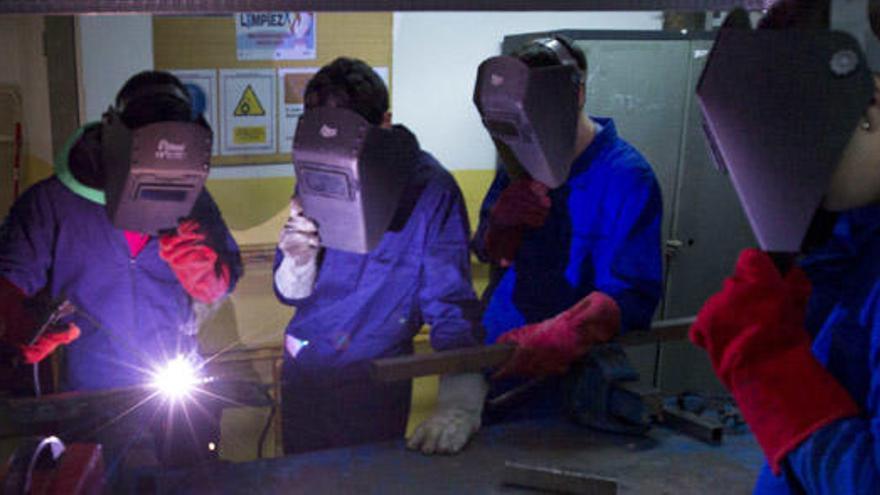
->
xmin=494 ymin=292 xmax=620 ymax=379
xmin=690 ymin=249 xmax=860 ymax=474
xmin=0 ymin=277 xmax=81 ymax=364
xmin=159 ymin=220 xmax=231 ymax=304
xmin=485 ymin=179 xmax=550 ymax=267
xmin=20 ymin=324 xmax=81 ymax=364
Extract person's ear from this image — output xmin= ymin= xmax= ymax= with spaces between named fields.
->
xmin=381 ymin=111 xmax=392 ymax=129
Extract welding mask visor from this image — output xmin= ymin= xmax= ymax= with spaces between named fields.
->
xmin=101 ymin=83 xmax=212 ymax=235
xmin=292 ymin=107 xmax=418 ymax=254
xmin=697 ymin=8 xmax=876 ymax=252
xmin=474 ymin=55 xmax=580 ymax=188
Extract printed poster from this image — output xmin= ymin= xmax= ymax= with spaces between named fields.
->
xmin=171 ymin=69 xmax=219 ymax=155
xmin=278 ymin=67 xmax=318 ymax=153
xmin=235 ymin=12 xmax=316 ymax=61
xmin=219 ymin=69 xmax=277 ymax=155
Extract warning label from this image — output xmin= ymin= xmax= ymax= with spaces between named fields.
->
xmin=220 ymin=69 xmax=276 ymax=155
xmin=233 ymin=126 xmax=267 ymax=144
xmin=234 ymin=85 xmax=266 ymax=117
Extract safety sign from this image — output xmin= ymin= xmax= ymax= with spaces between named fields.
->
xmin=278 ymin=67 xmax=318 ymax=153
xmin=234 ymin=85 xmax=266 ymax=117
xmin=171 ymin=69 xmax=219 ymax=155
xmin=220 ymin=69 xmax=277 ymax=155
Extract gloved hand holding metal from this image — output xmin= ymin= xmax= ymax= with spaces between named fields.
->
xmin=689 ymin=249 xmax=859 ymax=474
xmin=407 ymin=372 xmax=488 ymax=455
xmin=275 ymin=198 xmax=321 ymax=300
xmin=0 ymin=277 xmax=81 ymax=365
xmin=494 ymin=291 xmax=620 ymax=379
xmin=485 ymin=179 xmax=550 ymax=266
xmin=159 ymin=219 xmax=231 ymax=304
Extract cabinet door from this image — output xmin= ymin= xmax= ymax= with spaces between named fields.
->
xmin=658 ymin=39 xmax=755 ymax=394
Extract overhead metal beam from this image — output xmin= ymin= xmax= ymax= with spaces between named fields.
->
xmin=0 ymin=0 xmax=772 ymax=15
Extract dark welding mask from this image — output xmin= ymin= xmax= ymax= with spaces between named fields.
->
xmin=101 ymin=82 xmax=212 ymax=235
xmin=292 ymin=107 xmax=418 ymax=254
xmin=697 ymin=2 xmax=879 ymax=252
xmin=473 ymin=38 xmax=582 ymax=188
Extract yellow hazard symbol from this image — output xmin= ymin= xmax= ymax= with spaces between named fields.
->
xmin=233 ymin=85 xmax=266 ymax=117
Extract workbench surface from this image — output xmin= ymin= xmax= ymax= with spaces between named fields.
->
xmin=145 ymin=419 xmax=763 ymax=494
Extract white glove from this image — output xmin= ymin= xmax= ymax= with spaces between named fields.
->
xmin=407 ymin=372 xmax=488 ymax=455
xmin=274 ymin=198 xmax=321 ymax=300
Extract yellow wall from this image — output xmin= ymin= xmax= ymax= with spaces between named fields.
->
xmin=207 ymin=169 xmax=496 ymax=248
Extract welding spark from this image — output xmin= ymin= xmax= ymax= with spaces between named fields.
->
xmin=150 ymin=356 xmax=203 ymax=400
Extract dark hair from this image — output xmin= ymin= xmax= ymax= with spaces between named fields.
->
xmin=115 ymin=70 xmax=192 ymax=128
xmin=304 ymin=57 xmax=389 ymax=125
xmin=513 ymin=34 xmax=587 ymax=79
xmin=758 ymin=0 xmax=830 ymax=29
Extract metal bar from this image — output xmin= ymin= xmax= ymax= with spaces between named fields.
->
xmin=661 ymin=405 xmax=724 ymax=444
xmin=0 ymin=0 xmax=773 ymax=14
xmin=502 ymin=461 xmax=618 ymax=495
xmin=371 ymin=344 xmax=515 ymax=382
xmin=373 ymin=317 xmax=696 ymax=382
xmin=618 ymin=316 xmax=696 ymax=346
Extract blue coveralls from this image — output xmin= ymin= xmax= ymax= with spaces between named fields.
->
xmin=0 ymin=127 xmax=242 ymax=392
xmin=473 ymin=117 xmax=663 ymax=422
xmin=754 ymin=205 xmax=880 ymax=494
xmin=274 ymin=132 xmax=482 ymax=454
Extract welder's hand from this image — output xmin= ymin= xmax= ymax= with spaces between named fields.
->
xmin=20 ymin=324 xmax=80 ymax=364
xmin=279 ymin=198 xmax=320 ymax=265
xmin=407 ymin=373 xmax=488 ymax=455
xmin=485 ymin=180 xmax=550 ymax=266
xmin=491 ymin=179 xmax=551 ymax=229
xmin=689 ymin=249 xmax=858 ymax=473
xmin=494 ymin=292 xmax=620 ymax=379
xmin=159 ymin=220 xmax=231 ymax=304
xmin=275 ymin=198 xmax=321 ymax=300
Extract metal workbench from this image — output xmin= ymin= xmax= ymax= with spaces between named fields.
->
xmin=142 ymin=419 xmax=763 ymax=494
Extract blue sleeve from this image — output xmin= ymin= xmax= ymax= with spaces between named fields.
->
xmin=420 ymin=185 xmax=483 ymax=351
xmin=470 ymin=167 xmax=510 ymax=262
xmin=190 ymin=189 xmax=243 ymax=292
xmin=0 ymin=183 xmax=56 ymax=296
xmin=592 ymin=169 xmax=663 ymax=332
xmin=783 ymin=288 xmax=880 ymax=493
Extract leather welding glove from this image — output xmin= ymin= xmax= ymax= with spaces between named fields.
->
xmin=494 ymin=291 xmax=621 ymax=379
xmin=690 ymin=249 xmax=859 ymax=474
xmin=484 ymin=179 xmax=550 ymax=267
xmin=0 ymin=277 xmax=80 ymax=365
xmin=407 ymin=372 xmax=488 ymax=455
xmin=159 ymin=220 xmax=231 ymax=304
xmin=274 ymin=197 xmax=321 ymax=300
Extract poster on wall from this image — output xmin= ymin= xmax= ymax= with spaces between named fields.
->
xmin=277 ymin=67 xmax=318 ymax=153
xmin=171 ymin=69 xmax=219 ymax=156
xmin=235 ymin=12 xmax=317 ymax=61
xmin=219 ymin=69 xmax=277 ymax=156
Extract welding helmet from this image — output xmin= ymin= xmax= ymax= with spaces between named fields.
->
xmin=697 ymin=2 xmax=879 ymax=252
xmin=292 ymin=107 xmax=418 ymax=254
xmin=101 ymin=71 xmax=213 ymax=235
xmin=473 ymin=37 xmax=583 ymax=189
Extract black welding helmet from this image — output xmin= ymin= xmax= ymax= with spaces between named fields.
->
xmin=697 ymin=2 xmax=879 ymax=252
xmin=101 ymin=71 xmax=213 ymax=235
xmin=292 ymin=106 xmax=418 ymax=254
xmin=473 ymin=37 xmax=583 ymax=189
